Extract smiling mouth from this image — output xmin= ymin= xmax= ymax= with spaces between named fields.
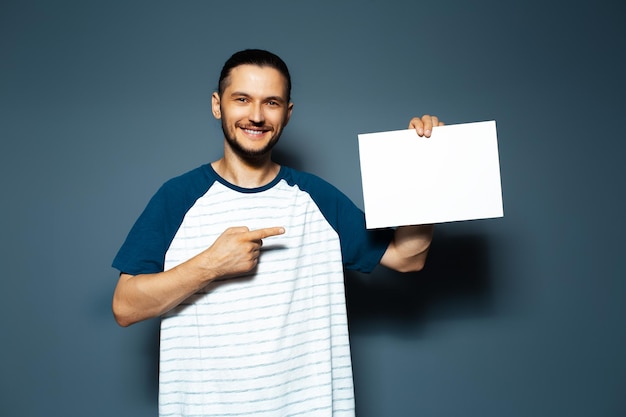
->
xmin=239 ymin=126 xmax=271 ymax=137
xmin=243 ymin=128 xmax=265 ymax=136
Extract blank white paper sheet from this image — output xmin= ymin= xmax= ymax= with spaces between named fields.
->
xmin=358 ymin=120 xmax=503 ymax=229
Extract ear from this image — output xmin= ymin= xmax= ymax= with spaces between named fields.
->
xmin=284 ymin=102 xmax=294 ymax=127
xmin=211 ymin=92 xmax=221 ymax=119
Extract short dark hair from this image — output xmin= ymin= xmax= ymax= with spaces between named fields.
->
xmin=218 ymin=49 xmax=292 ymax=101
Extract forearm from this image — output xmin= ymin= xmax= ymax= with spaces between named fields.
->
xmin=112 ymin=257 xmax=218 ymax=327
xmin=112 ymin=225 xmax=284 ymax=326
xmin=380 ymin=224 xmax=434 ymax=272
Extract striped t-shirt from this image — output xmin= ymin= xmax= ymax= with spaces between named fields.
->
xmin=113 ymin=164 xmax=393 ymax=417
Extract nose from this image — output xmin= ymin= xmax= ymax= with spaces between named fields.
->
xmin=249 ymin=102 xmax=264 ymax=124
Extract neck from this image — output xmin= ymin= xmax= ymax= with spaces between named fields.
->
xmin=212 ymin=151 xmax=280 ymax=188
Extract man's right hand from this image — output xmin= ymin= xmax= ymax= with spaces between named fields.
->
xmin=112 ymin=225 xmax=285 ymax=327
xmin=201 ymin=226 xmax=285 ymax=278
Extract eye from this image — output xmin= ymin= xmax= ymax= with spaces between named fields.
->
xmin=232 ymin=96 xmax=250 ymax=104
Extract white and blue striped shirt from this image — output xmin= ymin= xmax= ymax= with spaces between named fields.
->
xmin=113 ymin=164 xmax=392 ymax=417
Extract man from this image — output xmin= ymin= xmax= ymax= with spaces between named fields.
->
xmin=112 ymin=49 xmax=443 ymax=416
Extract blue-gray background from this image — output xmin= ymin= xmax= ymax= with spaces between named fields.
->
xmin=2 ymin=0 xmax=624 ymax=416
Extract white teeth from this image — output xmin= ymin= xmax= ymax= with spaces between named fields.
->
xmin=243 ymin=129 xmax=264 ymax=135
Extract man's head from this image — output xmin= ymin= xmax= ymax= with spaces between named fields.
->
xmin=218 ymin=49 xmax=291 ymax=102
xmin=212 ymin=49 xmax=293 ymax=161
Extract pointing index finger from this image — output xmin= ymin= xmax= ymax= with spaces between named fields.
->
xmin=248 ymin=227 xmax=285 ymax=241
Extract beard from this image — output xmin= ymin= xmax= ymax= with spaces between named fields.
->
xmin=221 ymin=119 xmax=283 ymax=161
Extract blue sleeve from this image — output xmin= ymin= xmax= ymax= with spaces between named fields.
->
xmin=285 ymin=168 xmax=393 ymax=273
xmin=112 ymin=165 xmax=214 ymax=275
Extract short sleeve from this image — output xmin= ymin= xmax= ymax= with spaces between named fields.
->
xmin=112 ymin=165 xmax=215 ymax=275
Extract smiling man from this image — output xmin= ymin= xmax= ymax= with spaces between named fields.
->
xmin=112 ymin=49 xmax=443 ymax=417
xmin=215 ymin=64 xmax=293 ymax=162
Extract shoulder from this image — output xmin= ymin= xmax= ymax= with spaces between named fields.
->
xmin=149 ymin=164 xmax=216 ymax=203
xmin=139 ymin=164 xmax=217 ymax=219
xmin=160 ymin=164 xmax=213 ymax=191
xmin=280 ymin=166 xmax=346 ymax=199
xmin=280 ymin=166 xmax=361 ymax=225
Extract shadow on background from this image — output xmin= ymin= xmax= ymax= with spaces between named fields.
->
xmin=346 ymin=230 xmax=494 ymax=329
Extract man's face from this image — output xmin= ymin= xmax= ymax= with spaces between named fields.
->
xmin=212 ymin=64 xmax=293 ymax=160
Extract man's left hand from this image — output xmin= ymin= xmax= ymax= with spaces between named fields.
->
xmin=409 ymin=115 xmax=444 ymax=137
